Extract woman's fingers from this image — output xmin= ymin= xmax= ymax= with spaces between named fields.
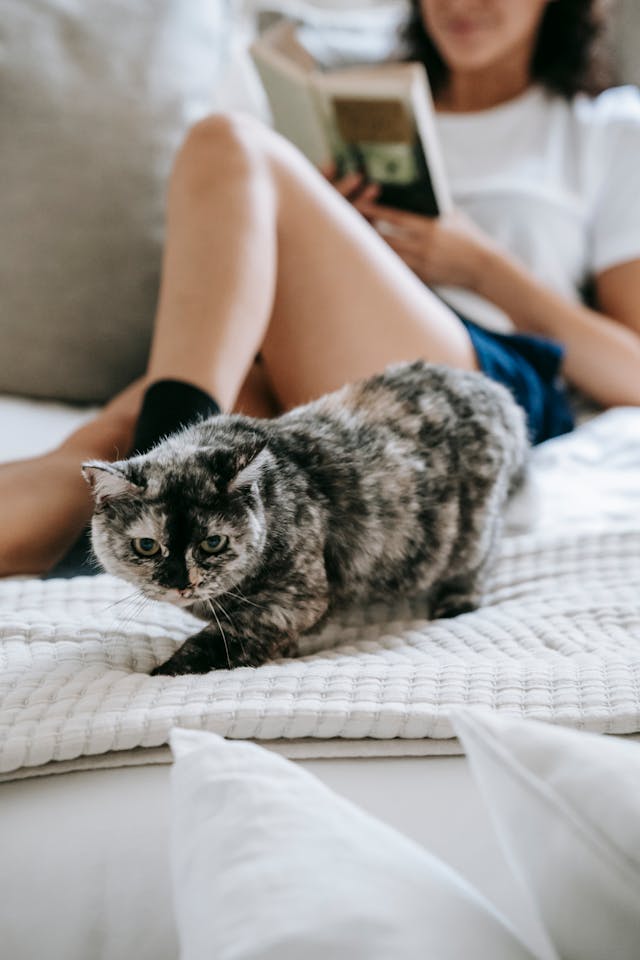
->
xmin=319 ymin=162 xmax=387 ymax=222
xmin=318 ymin=160 xmax=361 ymax=194
xmin=381 ymin=232 xmax=423 ymax=257
xmin=358 ymin=201 xmax=430 ymax=231
xmin=352 ymin=185 xmax=381 ymax=222
xmin=318 ymin=160 xmax=337 ymax=180
xmin=319 ymin=162 xmax=382 ymax=205
xmin=352 ymin=181 xmax=380 ymax=206
xmin=332 ymin=171 xmax=366 ymax=199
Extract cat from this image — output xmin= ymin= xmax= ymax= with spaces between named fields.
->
xmin=83 ymin=361 xmax=528 ymax=675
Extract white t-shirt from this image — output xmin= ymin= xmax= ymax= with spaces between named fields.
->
xmin=432 ymin=84 xmax=640 ymax=333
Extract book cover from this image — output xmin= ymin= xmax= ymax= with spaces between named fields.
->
xmin=250 ymin=21 xmax=451 ymax=217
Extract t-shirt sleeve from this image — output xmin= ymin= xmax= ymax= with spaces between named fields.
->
xmin=589 ymin=87 xmax=640 ymax=274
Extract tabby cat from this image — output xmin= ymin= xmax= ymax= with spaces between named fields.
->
xmin=84 ymin=362 xmax=528 ymax=675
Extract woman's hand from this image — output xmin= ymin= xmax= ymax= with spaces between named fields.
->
xmin=357 ymin=201 xmax=497 ymax=290
xmin=321 ymin=161 xmax=497 ymax=291
xmin=320 ymin=162 xmax=380 ymax=210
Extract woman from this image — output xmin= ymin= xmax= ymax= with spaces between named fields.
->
xmin=3 ymin=0 xmax=640 ymax=578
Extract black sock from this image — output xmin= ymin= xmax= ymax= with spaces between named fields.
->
xmin=44 ymin=379 xmax=220 ymax=580
xmin=131 ymin=379 xmax=221 ymax=455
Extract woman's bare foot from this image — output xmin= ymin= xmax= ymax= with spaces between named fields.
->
xmin=0 ymin=382 xmax=146 ymax=578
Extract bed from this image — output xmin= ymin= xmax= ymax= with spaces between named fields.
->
xmin=3 ymin=0 xmax=640 ymax=953
xmin=1 ymin=394 xmax=640 ymax=959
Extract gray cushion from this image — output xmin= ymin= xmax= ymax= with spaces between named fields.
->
xmin=0 ymin=0 xmax=226 ymax=403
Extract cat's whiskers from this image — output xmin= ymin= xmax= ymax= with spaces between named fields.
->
xmin=105 ymin=593 xmax=147 ymax=627
xmin=209 ymin=596 xmax=234 ymax=625
xmin=214 ymin=596 xmax=248 ymax=663
xmin=114 ymin=593 xmax=151 ymax=631
xmin=128 ymin=593 xmax=151 ymax=622
xmin=225 ymin=589 xmax=266 ymax=612
xmin=206 ymin=598 xmax=231 ymax=670
xmin=102 ymin=590 xmax=144 ymax=614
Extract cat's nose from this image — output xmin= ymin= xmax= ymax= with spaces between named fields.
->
xmin=177 ymin=587 xmax=194 ymax=599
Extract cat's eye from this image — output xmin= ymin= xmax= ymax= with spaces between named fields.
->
xmin=199 ymin=534 xmax=229 ymax=556
xmin=131 ymin=537 xmax=161 ymax=558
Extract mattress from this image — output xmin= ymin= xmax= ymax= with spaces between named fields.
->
xmin=3 ymin=750 xmax=555 ymax=960
xmin=2 ymin=397 xmax=640 ymax=780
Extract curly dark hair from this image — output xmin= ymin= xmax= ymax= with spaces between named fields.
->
xmin=401 ymin=0 xmax=616 ymax=99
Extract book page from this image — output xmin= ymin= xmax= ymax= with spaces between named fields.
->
xmin=251 ymin=23 xmax=330 ymax=166
xmin=252 ymin=57 xmax=330 ymax=165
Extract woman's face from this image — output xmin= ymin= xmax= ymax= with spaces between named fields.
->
xmin=420 ymin=0 xmax=551 ymax=74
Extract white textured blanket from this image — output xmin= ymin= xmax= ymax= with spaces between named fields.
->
xmin=1 ymin=408 xmax=640 ymax=779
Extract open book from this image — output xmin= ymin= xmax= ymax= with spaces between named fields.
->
xmin=250 ymin=20 xmax=451 ymax=217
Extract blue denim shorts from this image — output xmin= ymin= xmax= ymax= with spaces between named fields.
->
xmin=460 ymin=317 xmax=575 ymax=445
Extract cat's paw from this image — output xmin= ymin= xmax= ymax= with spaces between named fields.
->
xmin=431 ymin=596 xmax=478 ymax=620
xmin=150 ymin=659 xmax=182 ymax=677
xmin=430 ymin=572 xmax=483 ymax=621
xmin=150 ymin=630 xmax=299 ymax=676
xmin=150 ymin=643 xmax=264 ymax=675
xmin=150 ymin=645 xmax=222 ymax=676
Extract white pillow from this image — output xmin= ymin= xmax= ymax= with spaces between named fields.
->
xmin=451 ymin=709 xmax=640 ymax=960
xmin=169 ymin=728 xmax=535 ymax=960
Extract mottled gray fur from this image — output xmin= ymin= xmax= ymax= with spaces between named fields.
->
xmin=84 ymin=362 xmax=528 ymax=675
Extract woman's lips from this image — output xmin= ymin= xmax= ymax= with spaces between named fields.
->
xmin=446 ymin=18 xmax=486 ymax=38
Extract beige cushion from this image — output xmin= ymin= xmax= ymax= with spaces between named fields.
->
xmin=0 ymin=0 xmax=225 ymax=403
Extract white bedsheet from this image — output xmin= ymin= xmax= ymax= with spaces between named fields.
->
xmin=1 ymin=397 xmax=640 ymax=780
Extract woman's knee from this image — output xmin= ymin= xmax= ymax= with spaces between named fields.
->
xmin=173 ymin=112 xmax=274 ymax=191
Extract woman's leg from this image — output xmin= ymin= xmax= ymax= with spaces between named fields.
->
xmin=146 ymin=113 xmax=477 ymax=413
xmin=1 ymin=113 xmax=476 ymax=577
xmin=0 ymin=380 xmax=147 ymax=577
xmin=0 ymin=364 xmax=278 ymax=581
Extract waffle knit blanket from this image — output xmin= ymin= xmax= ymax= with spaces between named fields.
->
xmin=1 ymin=408 xmax=639 ymax=780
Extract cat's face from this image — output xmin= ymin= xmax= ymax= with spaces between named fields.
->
xmin=83 ymin=435 xmax=270 ymax=610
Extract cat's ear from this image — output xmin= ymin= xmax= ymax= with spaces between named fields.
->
xmin=207 ymin=437 xmax=268 ymax=490
xmin=82 ymin=461 xmax=144 ymax=505
xmin=229 ymin=444 xmax=271 ymax=491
